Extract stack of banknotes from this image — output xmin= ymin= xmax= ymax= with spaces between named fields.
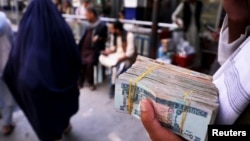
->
xmin=114 ymin=55 xmax=219 ymax=141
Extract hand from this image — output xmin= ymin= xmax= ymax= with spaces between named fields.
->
xmin=210 ymin=28 xmax=220 ymax=43
xmin=93 ymin=36 xmax=99 ymax=42
xmin=175 ymin=20 xmax=181 ymax=27
xmin=174 ymin=19 xmax=183 ymax=29
xmin=223 ymin=0 xmax=250 ymax=22
xmin=140 ymin=99 xmax=184 ymax=141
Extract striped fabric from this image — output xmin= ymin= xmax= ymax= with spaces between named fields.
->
xmin=213 ymin=16 xmax=250 ymax=124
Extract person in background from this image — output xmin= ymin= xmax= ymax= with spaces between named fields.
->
xmin=117 ymin=9 xmax=134 ymax=31
xmin=99 ymin=21 xmax=137 ymax=98
xmin=78 ymin=7 xmax=108 ymax=91
xmin=75 ymin=0 xmax=90 ymax=18
xmin=0 ymin=11 xmax=16 ymax=136
xmin=53 ymin=0 xmax=63 ymax=13
xmin=140 ymin=0 xmax=250 ymax=140
xmin=118 ymin=9 xmax=125 ymax=20
xmin=172 ymin=0 xmax=203 ymax=68
xmin=209 ymin=9 xmax=226 ymax=75
xmin=62 ymin=0 xmax=74 ymax=15
xmin=156 ymin=39 xmax=175 ymax=64
xmin=208 ymin=27 xmax=221 ymax=75
xmin=159 ymin=0 xmax=178 ymax=23
xmin=3 ymin=0 xmax=82 ymax=140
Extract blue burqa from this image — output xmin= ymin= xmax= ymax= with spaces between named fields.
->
xmin=3 ymin=0 xmax=81 ymax=140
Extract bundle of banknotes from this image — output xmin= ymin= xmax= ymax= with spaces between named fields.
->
xmin=114 ymin=55 xmax=219 ymax=141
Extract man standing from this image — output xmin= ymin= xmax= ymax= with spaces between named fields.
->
xmin=172 ymin=0 xmax=203 ymax=68
xmin=0 ymin=11 xmax=16 ymax=136
xmin=78 ymin=7 xmax=107 ymax=90
xmin=140 ymin=0 xmax=250 ymax=140
xmin=75 ymin=0 xmax=90 ymax=17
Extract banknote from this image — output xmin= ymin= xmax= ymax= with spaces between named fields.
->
xmin=115 ymin=77 xmax=217 ymax=141
xmin=114 ymin=55 xmax=219 ymax=141
xmin=136 ymin=55 xmax=213 ymax=81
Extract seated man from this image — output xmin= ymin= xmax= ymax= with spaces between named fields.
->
xmin=157 ymin=39 xmax=175 ymax=64
xmin=99 ymin=21 xmax=137 ymax=98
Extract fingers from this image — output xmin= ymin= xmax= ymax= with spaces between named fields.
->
xmin=140 ymin=99 xmax=184 ymax=141
xmin=141 ymin=99 xmax=161 ymax=134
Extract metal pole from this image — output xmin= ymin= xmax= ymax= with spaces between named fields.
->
xmin=14 ymin=0 xmax=19 ymax=24
xmin=150 ymin=0 xmax=160 ymax=59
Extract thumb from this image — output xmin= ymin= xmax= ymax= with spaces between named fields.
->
xmin=140 ymin=99 xmax=184 ymax=141
xmin=140 ymin=99 xmax=163 ymax=134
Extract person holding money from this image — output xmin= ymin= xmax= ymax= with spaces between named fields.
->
xmin=140 ymin=0 xmax=250 ymax=140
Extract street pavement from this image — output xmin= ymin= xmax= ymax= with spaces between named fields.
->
xmin=0 ymin=80 xmax=150 ymax=141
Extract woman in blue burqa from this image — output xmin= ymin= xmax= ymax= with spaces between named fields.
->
xmin=3 ymin=0 xmax=81 ymax=140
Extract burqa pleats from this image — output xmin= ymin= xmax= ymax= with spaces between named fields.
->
xmin=3 ymin=0 xmax=81 ymax=140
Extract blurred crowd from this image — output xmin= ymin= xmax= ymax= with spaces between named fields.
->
xmin=0 ymin=0 xmax=137 ymax=140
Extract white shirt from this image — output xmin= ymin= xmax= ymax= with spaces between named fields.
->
xmin=99 ymin=32 xmax=135 ymax=68
xmin=213 ymin=15 xmax=250 ymax=124
xmin=110 ymin=32 xmax=135 ymax=58
xmin=75 ymin=5 xmax=87 ymax=17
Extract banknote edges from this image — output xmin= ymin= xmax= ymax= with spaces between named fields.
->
xmin=120 ymin=72 xmax=218 ymax=106
xmin=115 ymin=79 xmax=217 ymax=141
xmin=115 ymin=55 xmax=219 ymax=141
xmin=128 ymin=65 xmax=161 ymax=114
xmin=136 ymin=56 xmax=213 ymax=81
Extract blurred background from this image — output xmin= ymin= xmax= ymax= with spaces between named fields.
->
xmin=0 ymin=0 xmax=224 ymax=141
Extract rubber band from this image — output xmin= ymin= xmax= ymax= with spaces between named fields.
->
xmin=180 ymin=90 xmax=193 ymax=134
xmin=127 ymin=65 xmax=160 ymax=114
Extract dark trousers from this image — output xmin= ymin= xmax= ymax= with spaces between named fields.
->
xmin=79 ymin=64 xmax=94 ymax=87
xmin=109 ymin=63 xmax=131 ymax=97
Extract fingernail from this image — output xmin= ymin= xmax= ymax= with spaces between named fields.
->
xmin=140 ymin=100 xmax=148 ymax=112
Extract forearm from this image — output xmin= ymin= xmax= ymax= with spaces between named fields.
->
xmin=171 ymin=2 xmax=183 ymax=22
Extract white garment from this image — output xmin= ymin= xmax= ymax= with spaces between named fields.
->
xmin=185 ymin=4 xmax=198 ymax=49
xmin=75 ymin=5 xmax=87 ymax=17
xmin=217 ymin=16 xmax=246 ymax=65
xmin=213 ymin=16 xmax=250 ymax=124
xmin=171 ymin=2 xmax=200 ymax=67
xmin=99 ymin=32 xmax=135 ymax=68
xmin=123 ymin=23 xmax=134 ymax=31
xmin=171 ymin=2 xmax=184 ymax=28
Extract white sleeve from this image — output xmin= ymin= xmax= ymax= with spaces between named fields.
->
xmin=218 ymin=15 xmax=247 ymax=65
xmin=110 ymin=35 xmax=116 ymax=51
xmin=125 ymin=33 xmax=135 ymax=58
xmin=171 ymin=2 xmax=184 ymax=22
xmin=213 ymin=15 xmax=250 ymax=124
xmin=75 ymin=7 xmax=79 ymax=15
